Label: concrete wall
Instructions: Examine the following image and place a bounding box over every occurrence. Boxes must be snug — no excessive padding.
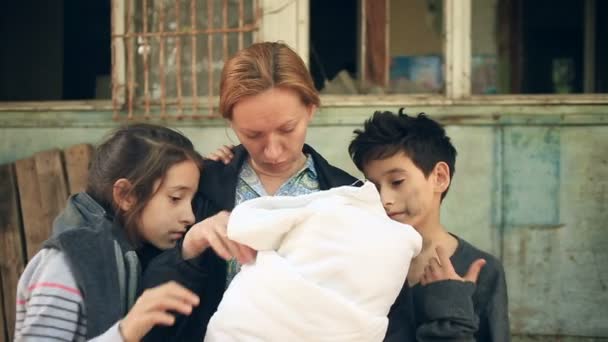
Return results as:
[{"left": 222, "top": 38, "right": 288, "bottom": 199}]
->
[{"left": 1, "top": 106, "right": 607, "bottom": 340}]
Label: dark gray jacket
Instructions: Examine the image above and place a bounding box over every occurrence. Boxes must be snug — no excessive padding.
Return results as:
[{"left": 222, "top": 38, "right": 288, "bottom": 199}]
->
[{"left": 44, "top": 193, "right": 142, "bottom": 339}]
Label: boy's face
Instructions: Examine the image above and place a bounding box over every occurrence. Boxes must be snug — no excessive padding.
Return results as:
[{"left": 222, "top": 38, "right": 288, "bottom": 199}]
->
[{"left": 363, "top": 151, "right": 440, "bottom": 229}]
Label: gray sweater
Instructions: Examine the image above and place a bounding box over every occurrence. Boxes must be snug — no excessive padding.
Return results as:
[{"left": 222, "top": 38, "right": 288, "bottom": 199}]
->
[
  {"left": 385, "top": 235, "right": 510, "bottom": 342},
  {"left": 15, "top": 193, "right": 141, "bottom": 341}
]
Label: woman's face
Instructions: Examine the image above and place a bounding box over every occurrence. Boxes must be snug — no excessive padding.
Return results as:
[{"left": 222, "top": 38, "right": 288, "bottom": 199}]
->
[{"left": 230, "top": 87, "right": 315, "bottom": 175}]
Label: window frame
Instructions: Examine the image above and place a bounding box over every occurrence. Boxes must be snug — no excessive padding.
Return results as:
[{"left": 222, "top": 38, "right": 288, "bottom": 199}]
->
[
  {"left": 321, "top": 0, "right": 608, "bottom": 107},
  {"left": 0, "top": 0, "right": 606, "bottom": 114}
]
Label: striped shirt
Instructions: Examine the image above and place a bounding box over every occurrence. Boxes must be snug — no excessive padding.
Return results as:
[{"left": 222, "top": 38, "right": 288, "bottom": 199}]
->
[{"left": 15, "top": 248, "right": 123, "bottom": 341}]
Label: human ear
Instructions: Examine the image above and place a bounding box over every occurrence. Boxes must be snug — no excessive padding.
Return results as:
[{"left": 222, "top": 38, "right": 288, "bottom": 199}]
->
[
  {"left": 112, "top": 178, "right": 136, "bottom": 211},
  {"left": 306, "top": 104, "right": 316, "bottom": 121},
  {"left": 433, "top": 162, "right": 451, "bottom": 194}
]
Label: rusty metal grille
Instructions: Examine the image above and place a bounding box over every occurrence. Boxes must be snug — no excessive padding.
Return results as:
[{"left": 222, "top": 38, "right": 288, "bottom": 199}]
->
[{"left": 111, "top": 0, "right": 260, "bottom": 120}]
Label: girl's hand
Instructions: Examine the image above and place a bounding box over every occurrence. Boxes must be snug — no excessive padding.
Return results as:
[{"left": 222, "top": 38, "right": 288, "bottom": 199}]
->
[
  {"left": 182, "top": 211, "right": 256, "bottom": 264},
  {"left": 206, "top": 144, "right": 235, "bottom": 165},
  {"left": 420, "top": 245, "right": 486, "bottom": 286},
  {"left": 119, "top": 281, "right": 199, "bottom": 342}
]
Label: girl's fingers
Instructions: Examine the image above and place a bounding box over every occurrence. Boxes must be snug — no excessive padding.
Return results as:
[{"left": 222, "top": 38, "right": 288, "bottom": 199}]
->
[
  {"left": 144, "top": 311, "right": 176, "bottom": 327},
  {"left": 224, "top": 238, "right": 246, "bottom": 263},
  {"left": 207, "top": 229, "right": 233, "bottom": 260},
  {"left": 157, "top": 282, "right": 200, "bottom": 305},
  {"left": 150, "top": 297, "right": 195, "bottom": 315},
  {"left": 219, "top": 145, "right": 234, "bottom": 156},
  {"left": 238, "top": 244, "right": 257, "bottom": 264},
  {"left": 207, "top": 152, "right": 221, "bottom": 161}
]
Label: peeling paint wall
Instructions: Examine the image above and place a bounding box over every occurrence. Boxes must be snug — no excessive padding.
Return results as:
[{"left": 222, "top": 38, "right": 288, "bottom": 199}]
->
[
  {"left": 1, "top": 108, "right": 607, "bottom": 340},
  {"left": 440, "top": 123, "right": 608, "bottom": 339}
]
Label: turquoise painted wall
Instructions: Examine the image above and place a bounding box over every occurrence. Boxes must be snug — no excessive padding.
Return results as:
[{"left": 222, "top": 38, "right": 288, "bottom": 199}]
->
[{"left": 1, "top": 106, "right": 607, "bottom": 340}]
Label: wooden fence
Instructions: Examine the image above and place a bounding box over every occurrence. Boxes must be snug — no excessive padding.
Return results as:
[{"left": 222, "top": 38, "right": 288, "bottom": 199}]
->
[{"left": 0, "top": 144, "right": 93, "bottom": 342}]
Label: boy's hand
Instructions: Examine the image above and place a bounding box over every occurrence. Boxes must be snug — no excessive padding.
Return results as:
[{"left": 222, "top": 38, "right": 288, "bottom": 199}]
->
[
  {"left": 206, "top": 144, "right": 235, "bottom": 165},
  {"left": 420, "top": 245, "right": 486, "bottom": 286}
]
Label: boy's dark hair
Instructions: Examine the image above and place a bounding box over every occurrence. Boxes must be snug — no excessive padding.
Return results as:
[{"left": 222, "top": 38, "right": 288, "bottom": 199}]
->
[
  {"left": 86, "top": 123, "right": 203, "bottom": 244},
  {"left": 348, "top": 108, "right": 457, "bottom": 201}
]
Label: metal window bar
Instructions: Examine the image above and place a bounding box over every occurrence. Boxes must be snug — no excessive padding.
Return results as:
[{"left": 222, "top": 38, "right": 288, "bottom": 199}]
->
[{"left": 111, "top": 0, "right": 260, "bottom": 120}]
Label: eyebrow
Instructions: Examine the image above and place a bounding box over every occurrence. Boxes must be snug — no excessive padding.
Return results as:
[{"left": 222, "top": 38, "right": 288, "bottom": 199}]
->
[
  {"left": 242, "top": 119, "right": 297, "bottom": 135},
  {"left": 383, "top": 168, "right": 407, "bottom": 176},
  {"left": 279, "top": 120, "right": 297, "bottom": 128},
  {"left": 167, "top": 185, "right": 196, "bottom": 192},
  {"left": 365, "top": 168, "right": 406, "bottom": 183}
]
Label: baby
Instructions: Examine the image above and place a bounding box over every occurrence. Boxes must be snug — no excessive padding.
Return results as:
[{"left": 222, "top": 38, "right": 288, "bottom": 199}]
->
[{"left": 205, "top": 182, "right": 422, "bottom": 342}]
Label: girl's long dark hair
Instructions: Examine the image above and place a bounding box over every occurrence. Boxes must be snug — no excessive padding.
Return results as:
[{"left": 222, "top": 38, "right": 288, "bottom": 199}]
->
[{"left": 86, "top": 123, "right": 203, "bottom": 244}]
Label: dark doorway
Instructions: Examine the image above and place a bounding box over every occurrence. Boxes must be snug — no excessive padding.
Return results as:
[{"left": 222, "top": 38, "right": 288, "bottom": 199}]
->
[
  {"left": 0, "top": 0, "right": 111, "bottom": 101},
  {"left": 507, "top": 0, "right": 607, "bottom": 94},
  {"left": 309, "top": 0, "right": 358, "bottom": 91}
]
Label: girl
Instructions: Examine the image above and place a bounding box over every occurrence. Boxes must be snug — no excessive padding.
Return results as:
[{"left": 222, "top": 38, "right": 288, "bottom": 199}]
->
[{"left": 15, "top": 124, "right": 201, "bottom": 341}]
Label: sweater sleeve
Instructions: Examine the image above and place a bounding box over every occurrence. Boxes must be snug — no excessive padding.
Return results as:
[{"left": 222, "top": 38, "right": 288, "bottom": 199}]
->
[
  {"left": 482, "top": 263, "right": 511, "bottom": 342},
  {"left": 415, "top": 280, "right": 479, "bottom": 342},
  {"left": 14, "top": 249, "right": 125, "bottom": 342},
  {"left": 141, "top": 240, "right": 226, "bottom": 342},
  {"left": 383, "top": 285, "right": 416, "bottom": 342}
]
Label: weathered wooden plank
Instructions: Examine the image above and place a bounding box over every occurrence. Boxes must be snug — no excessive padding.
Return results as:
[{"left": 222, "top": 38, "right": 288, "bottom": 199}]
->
[
  {"left": 64, "top": 144, "right": 94, "bottom": 195},
  {"left": 0, "top": 272, "right": 7, "bottom": 342},
  {"left": 33, "top": 150, "right": 69, "bottom": 255},
  {"left": 15, "top": 150, "right": 70, "bottom": 260},
  {"left": 0, "top": 164, "right": 26, "bottom": 341},
  {"left": 14, "top": 158, "right": 45, "bottom": 261}
]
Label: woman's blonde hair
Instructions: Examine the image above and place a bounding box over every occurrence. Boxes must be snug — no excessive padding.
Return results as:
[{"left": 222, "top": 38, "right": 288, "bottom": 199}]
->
[{"left": 219, "top": 42, "right": 320, "bottom": 119}]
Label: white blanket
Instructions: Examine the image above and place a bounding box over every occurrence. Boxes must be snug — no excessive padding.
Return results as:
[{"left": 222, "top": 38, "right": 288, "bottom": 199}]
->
[{"left": 205, "top": 182, "right": 422, "bottom": 342}]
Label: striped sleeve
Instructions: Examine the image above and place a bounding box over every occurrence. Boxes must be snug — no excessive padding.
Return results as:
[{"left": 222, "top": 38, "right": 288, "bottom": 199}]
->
[{"left": 14, "top": 248, "right": 124, "bottom": 342}]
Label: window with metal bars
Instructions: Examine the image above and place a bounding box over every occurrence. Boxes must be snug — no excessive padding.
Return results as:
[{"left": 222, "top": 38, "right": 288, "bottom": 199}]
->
[{"left": 111, "top": 0, "right": 261, "bottom": 120}]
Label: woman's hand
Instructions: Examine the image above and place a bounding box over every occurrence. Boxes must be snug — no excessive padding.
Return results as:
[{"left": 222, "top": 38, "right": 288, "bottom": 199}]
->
[
  {"left": 119, "top": 281, "right": 199, "bottom": 342},
  {"left": 420, "top": 245, "right": 486, "bottom": 286},
  {"left": 206, "top": 144, "right": 235, "bottom": 165},
  {"left": 181, "top": 211, "right": 256, "bottom": 264}
]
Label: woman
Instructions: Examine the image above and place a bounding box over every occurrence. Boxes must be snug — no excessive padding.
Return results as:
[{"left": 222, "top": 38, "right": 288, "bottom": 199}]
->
[{"left": 142, "top": 42, "right": 357, "bottom": 341}]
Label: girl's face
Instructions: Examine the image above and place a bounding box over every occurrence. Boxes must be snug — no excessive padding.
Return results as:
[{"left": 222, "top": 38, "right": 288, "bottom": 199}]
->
[
  {"left": 230, "top": 87, "right": 315, "bottom": 176},
  {"left": 137, "top": 159, "right": 199, "bottom": 249}
]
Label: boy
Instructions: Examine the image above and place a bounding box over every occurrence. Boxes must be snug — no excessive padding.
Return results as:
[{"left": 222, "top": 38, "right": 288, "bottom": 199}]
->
[{"left": 348, "top": 109, "right": 510, "bottom": 341}]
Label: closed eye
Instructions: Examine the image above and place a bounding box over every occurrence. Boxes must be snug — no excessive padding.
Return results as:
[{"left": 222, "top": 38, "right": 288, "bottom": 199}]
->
[
  {"left": 245, "top": 133, "right": 261, "bottom": 139},
  {"left": 391, "top": 179, "right": 404, "bottom": 187}
]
